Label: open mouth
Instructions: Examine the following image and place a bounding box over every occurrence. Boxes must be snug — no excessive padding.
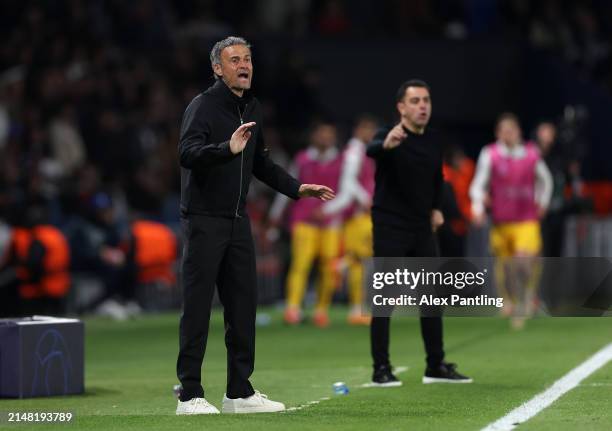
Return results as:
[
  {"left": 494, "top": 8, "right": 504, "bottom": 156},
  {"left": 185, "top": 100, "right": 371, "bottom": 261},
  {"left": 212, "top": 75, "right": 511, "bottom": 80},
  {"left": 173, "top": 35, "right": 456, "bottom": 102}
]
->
[{"left": 238, "top": 72, "right": 250, "bottom": 80}]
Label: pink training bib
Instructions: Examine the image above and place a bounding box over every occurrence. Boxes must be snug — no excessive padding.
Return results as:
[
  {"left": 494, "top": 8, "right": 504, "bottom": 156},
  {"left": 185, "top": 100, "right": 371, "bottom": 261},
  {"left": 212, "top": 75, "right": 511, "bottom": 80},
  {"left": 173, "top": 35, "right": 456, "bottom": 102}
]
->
[
  {"left": 489, "top": 141, "right": 540, "bottom": 223},
  {"left": 289, "top": 149, "right": 342, "bottom": 227}
]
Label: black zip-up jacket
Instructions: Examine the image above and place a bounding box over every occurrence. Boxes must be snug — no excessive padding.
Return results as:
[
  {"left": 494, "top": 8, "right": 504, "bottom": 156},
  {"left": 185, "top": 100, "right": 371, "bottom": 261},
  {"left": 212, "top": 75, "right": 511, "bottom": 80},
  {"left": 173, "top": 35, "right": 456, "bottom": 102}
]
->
[{"left": 179, "top": 80, "right": 301, "bottom": 218}]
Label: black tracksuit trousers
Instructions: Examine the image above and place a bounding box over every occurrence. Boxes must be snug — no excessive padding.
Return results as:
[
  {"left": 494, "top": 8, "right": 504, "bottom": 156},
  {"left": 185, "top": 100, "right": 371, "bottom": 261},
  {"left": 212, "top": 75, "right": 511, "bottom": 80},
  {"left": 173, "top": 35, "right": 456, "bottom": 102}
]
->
[
  {"left": 177, "top": 214, "right": 257, "bottom": 401},
  {"left": 370, "top": 224, "right": 445, "bottom": 369}
]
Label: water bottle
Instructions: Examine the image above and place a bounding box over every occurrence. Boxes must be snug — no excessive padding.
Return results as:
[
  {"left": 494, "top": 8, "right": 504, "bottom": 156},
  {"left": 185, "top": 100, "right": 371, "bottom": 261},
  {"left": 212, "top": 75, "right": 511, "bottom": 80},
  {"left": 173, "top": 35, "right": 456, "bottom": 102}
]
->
[{"left": 332, "top": 381, "right": 349, "bottom": 395}]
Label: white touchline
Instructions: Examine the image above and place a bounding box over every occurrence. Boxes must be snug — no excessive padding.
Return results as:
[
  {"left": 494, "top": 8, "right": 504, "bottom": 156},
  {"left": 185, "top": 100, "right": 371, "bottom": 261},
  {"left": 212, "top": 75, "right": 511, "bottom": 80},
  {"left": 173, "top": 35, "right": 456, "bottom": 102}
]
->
[
  {"left": 284, "top": 366, "right": 409, "bottom": 412},
  {"left": 482, "top": 342, "right": 612, "bottom": 431}
]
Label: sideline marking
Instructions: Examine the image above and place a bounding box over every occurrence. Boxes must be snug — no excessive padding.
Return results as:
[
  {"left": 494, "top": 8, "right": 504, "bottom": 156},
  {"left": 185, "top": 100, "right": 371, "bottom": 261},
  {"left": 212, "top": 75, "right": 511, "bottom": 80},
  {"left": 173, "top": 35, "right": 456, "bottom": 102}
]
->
[
  {"left": 285, "top": 366, "right": 409, "bottom": 412},
  {"left": 482, "top": 342, "right": 612, "bottom": 431}
]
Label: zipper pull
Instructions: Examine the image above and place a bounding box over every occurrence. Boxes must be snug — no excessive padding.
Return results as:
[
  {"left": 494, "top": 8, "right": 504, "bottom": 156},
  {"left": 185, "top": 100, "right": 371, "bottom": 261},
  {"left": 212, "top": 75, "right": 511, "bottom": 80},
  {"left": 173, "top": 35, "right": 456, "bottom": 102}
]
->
[{"left": 238, "top": 105, "right": 244, "bottom": 125}]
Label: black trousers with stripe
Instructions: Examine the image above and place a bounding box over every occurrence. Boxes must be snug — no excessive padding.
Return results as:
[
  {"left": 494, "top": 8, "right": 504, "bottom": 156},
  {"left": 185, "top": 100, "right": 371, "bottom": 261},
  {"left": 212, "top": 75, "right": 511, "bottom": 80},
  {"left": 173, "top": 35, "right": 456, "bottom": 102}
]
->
[
  {"left": 177, "top": 214, "right": 256, "bottom": 401},
  {"left": 370, "top": 224, "right": 445, "bottom": 370}
]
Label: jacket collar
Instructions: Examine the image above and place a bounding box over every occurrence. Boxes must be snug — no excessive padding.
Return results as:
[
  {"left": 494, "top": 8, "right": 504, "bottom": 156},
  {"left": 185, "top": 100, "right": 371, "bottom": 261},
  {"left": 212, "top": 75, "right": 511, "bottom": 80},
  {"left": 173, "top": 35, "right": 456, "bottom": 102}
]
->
[
  {"left": 401, "top": 124, "right": 426, "bottom": 136},
  {"left": 208, "top": 78, "right": 253, "bottom": 107}
]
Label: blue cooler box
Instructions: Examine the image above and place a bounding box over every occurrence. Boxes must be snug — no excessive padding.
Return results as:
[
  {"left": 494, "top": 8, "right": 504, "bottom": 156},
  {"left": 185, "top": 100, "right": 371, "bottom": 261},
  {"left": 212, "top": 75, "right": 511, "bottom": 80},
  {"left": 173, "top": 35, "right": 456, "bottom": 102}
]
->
[{"left": 0, "top": 316, "right": 84, "bottom": 398}]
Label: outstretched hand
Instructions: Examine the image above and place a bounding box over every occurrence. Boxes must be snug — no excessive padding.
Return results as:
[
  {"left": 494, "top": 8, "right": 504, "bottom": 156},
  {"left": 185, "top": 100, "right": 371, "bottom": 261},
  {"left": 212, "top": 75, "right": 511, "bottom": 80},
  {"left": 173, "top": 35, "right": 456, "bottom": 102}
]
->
[
  {"left": 230, "top": 122, "right": 256, "bottom": 154},
  {"left": 298, "top": 184, "right": 335, "bottom": 201}
]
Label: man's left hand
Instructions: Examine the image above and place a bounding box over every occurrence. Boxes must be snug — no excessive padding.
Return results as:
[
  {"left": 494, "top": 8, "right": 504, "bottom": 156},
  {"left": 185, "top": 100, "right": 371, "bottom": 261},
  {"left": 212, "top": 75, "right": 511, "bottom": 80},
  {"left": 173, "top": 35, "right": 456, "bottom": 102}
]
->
[
  {"left": 298, "top": 184, "right": 335, "bottom": 201},
  {"left": 431, "top": 209, "right": 444, "bottom": 232}
]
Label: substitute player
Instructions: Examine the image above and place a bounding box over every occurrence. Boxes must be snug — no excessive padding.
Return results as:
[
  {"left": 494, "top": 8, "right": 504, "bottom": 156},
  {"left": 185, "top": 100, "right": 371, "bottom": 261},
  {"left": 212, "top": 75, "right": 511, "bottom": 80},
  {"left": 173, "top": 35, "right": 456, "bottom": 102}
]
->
[
  {"left": 319, "top": 115, "right": 378, "bottom": 325},
  {"left": 269, "top": 121, "right": 343, "bottom": 327},
  {"left": 470, "top": 113, "right": 552, "bottom": 329}
]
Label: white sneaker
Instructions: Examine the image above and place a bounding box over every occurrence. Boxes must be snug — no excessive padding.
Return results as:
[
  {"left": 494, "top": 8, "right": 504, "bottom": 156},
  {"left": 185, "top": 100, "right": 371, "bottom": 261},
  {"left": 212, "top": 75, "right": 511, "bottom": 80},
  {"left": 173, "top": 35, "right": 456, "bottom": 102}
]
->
[
  {"left": 222, "top": 390, "right": 285, "bottom": 413},
  {"left": 176, "top": 397, "right": 220, "bottom": 415}
]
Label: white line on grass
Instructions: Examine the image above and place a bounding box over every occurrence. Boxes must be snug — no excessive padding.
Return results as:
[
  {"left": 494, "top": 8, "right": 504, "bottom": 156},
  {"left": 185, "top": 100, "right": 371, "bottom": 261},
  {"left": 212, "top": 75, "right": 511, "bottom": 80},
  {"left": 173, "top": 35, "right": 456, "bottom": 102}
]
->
[
  {"left": 284, "top": 366, "right": 409, "bottom": 412},
  {"left": 482, "top": 342, "right": 612, "bottom": 431}
]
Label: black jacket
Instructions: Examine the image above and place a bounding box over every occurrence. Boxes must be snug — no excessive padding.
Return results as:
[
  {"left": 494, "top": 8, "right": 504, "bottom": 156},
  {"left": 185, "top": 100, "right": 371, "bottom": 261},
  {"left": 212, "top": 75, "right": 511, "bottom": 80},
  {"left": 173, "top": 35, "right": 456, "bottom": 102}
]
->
[{"left": 179, "top": 80, "right": 301, "bottom": 217}]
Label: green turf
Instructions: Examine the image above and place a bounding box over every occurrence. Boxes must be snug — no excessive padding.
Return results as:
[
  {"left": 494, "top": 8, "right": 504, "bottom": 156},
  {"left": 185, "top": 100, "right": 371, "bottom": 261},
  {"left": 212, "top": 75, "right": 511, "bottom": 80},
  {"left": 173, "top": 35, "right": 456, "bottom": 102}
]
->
[{"left": 1, "top": 308, "right": 610, "bottom": 430}]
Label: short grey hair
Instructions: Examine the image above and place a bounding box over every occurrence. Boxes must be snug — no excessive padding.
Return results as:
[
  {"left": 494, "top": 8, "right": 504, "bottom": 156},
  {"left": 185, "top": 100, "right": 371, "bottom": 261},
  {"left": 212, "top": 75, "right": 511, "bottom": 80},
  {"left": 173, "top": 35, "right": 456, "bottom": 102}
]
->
[{"left": 210, "top": 36, "right": 251, "bottom": 80}]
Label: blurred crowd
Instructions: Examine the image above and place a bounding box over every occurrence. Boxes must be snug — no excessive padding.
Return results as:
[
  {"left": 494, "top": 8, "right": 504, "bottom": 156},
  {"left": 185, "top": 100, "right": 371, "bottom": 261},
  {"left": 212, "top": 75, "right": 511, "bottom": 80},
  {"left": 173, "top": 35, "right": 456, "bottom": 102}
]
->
[{"left": 0, "top": 0, "right": 609, "bottom": 317}]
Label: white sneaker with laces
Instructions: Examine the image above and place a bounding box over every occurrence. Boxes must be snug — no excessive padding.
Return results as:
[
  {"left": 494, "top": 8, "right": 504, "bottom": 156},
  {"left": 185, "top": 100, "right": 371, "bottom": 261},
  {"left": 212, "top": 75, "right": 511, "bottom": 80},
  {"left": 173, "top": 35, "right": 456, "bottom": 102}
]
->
[
  {"left": 222, "top": 390, "right": 285, "bottom": 413},
  {"left": 176, "top": 397, "right": 220, "bottom": 415}
]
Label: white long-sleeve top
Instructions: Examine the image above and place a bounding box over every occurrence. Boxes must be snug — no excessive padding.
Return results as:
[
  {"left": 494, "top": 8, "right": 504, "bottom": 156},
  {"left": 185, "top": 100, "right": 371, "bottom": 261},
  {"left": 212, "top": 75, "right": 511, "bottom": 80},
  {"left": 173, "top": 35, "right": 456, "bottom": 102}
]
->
[{"left": 321, "top": 138, "right": 371, "bottom": 216}]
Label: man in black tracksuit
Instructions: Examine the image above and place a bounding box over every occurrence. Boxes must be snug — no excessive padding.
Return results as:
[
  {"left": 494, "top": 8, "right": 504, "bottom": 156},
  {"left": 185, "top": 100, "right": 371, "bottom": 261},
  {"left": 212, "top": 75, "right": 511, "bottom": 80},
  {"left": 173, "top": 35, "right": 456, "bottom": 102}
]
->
[
  {"left": 176, "top": 37, "right": 334, "bottom": 415},
  {"left": 366, "top": 80, "right": 472, "bottom": 386}
]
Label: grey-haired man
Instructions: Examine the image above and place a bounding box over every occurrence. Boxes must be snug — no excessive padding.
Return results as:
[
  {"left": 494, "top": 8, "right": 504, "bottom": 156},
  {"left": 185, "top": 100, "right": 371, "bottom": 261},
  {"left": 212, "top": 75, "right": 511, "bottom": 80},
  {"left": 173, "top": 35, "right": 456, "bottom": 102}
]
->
[{"left": 176, "top": 36, "right": 334, "bottom": 415}]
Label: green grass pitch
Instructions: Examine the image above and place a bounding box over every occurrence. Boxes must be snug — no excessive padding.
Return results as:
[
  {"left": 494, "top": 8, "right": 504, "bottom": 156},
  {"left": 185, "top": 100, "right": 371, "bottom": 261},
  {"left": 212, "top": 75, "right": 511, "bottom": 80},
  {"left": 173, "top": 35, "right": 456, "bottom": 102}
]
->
[{"left": 1, "top": 308, "right": 611, "bottom": 430}]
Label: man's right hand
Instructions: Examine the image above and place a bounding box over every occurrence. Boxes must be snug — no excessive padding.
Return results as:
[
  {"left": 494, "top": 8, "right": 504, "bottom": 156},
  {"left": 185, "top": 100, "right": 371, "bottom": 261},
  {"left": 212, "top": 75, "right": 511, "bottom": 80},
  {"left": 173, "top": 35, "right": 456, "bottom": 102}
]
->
[
  {"left": 230, "top": 122, "right": 256, "bottom": 154},
  {"left": 383, "top": 124, "right": 407, "bottom": 150}
]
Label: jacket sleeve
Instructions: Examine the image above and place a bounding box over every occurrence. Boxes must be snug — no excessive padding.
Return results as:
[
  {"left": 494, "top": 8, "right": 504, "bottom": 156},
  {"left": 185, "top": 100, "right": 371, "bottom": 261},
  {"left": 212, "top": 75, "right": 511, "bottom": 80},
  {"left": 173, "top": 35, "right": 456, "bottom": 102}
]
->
[
  {"left": 253, "top": 128, "right": 302, "bottom": 199},
  {"left": 178, "top": 95, "right": 235, "bottom": 169},
  {"left": 366, "top": 127, "right": 391, "bottom": 159}
]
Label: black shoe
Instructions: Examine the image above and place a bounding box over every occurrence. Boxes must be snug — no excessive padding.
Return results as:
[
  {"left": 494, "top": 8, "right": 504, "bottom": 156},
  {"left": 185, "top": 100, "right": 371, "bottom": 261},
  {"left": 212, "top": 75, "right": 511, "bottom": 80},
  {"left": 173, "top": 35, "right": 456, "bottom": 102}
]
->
[
  {"left": 371, "top": 365, "right": 403, "bottom": 387},
  {"left": 423, "top": 362, "right": 473, "bottom": 384}
]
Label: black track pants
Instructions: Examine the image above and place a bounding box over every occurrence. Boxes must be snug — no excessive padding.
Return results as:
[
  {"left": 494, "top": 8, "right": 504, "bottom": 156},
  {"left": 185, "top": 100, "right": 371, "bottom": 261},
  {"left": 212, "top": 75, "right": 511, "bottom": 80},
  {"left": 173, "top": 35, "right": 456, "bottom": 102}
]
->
[
  {"left": 370, "top": 224, "right": 445, "bottom": 369},
  {"left": 177, "top": 215, "right": 257, "bottom": 400}
]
